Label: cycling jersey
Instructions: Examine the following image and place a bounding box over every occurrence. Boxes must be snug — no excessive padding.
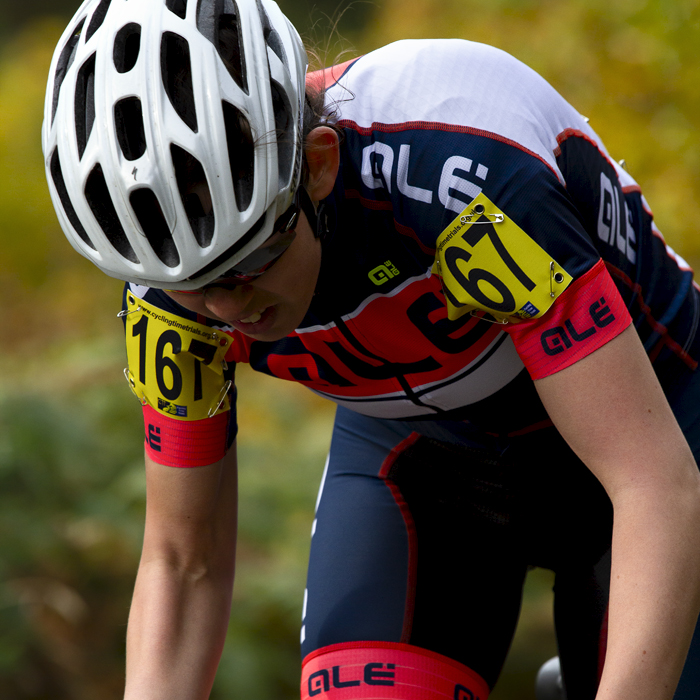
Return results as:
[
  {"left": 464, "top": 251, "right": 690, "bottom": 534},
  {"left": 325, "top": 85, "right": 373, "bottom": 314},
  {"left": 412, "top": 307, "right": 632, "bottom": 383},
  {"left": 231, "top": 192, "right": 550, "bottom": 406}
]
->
[{"left": 122, "top": 39, "right": 698, "bottom": 468}]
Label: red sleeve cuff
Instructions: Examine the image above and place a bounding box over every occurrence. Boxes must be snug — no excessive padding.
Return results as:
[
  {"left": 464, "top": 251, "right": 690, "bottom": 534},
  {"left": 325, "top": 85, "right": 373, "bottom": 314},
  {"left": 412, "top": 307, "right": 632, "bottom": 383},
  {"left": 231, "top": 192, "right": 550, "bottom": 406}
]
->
[
  {"left": 142, "top": 404, "right": 230, "bottom": 467},
  {"left": 505, "top": 259, "right": 632, "bottom": 380}
]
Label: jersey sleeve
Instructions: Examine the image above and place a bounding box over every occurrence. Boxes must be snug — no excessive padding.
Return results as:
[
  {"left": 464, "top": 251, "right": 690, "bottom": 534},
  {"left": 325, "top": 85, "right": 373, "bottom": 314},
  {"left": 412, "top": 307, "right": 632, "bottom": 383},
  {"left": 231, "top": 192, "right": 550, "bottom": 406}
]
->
[
  {"left": 121, "top": 284, "right": 238, "bottom": 467},
  {"left": 431, "top": 159, "right": 632, "bottom": 380},
  {"left": 503, "top": 258, "right": 631, "bottom": 379}
]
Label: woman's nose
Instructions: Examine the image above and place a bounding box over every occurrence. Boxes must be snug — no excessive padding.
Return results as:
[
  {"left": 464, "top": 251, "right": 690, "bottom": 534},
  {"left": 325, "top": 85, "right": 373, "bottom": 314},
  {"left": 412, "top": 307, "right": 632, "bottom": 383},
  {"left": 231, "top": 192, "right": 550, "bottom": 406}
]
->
[{"left": 202, "top": 284, "right": 255, "bottom": 320}]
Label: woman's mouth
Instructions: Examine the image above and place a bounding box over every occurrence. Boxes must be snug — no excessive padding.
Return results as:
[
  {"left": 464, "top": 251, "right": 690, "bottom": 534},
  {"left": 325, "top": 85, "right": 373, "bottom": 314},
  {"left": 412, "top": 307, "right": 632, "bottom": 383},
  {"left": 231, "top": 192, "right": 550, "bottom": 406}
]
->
[
  {"left": 239, "top": 310, "right": 264, "bottom": 324},
  {"left": 230, "top": 305, "right": 276, "bottom": 333}
]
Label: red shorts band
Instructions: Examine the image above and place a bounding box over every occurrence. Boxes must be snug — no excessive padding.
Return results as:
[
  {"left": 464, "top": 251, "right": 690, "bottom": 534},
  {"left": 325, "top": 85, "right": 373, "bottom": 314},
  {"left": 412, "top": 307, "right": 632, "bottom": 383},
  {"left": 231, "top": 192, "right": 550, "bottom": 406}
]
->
[{"left": 301, "top": 642, "right": 489, "bottom": 700}]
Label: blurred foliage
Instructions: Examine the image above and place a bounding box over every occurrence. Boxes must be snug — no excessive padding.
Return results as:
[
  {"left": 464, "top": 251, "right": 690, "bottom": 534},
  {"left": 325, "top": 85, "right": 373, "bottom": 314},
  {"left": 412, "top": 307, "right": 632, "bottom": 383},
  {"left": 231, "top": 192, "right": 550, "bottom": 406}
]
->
[
  {"left": 0, "top": 17, "right": 124, "bottom": 355},
  {"left": 1, "top": 0, "right": 698, "bottom": 698},
  {"left": 0, "top": 341, "right": 146, "bottom": 698}
]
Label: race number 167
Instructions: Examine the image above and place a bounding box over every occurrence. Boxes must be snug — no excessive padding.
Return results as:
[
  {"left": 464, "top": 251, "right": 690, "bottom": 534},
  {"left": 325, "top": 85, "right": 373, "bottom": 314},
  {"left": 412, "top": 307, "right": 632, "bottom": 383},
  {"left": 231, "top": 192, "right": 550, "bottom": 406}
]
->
[
  {"left": 132, "top": 316, "right": 215, "bottom": 402},
  {"left": 443, "top": 223, "right": 536, "bottom": 313}
]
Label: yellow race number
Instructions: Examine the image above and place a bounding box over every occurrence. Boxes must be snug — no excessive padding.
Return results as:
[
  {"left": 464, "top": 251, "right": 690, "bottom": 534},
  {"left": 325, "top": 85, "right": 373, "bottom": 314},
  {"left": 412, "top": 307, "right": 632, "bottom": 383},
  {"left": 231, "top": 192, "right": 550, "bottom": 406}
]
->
[
  {"left": 123, "top": 293, "right": 232, "bottom": 420},
  {"left": 432, "top": 193, "right": 572, "bottom": 322}
]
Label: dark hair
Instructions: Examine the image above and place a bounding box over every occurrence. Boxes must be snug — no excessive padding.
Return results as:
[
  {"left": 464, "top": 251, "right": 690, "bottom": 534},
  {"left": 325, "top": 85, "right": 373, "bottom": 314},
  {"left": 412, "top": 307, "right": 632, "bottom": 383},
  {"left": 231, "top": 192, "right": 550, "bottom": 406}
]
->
[
  {"left": 300, "top": 82, "right": 345, "bottom": 187},
  {"left": 304, "top": 86, "right": 329, "bottom": 139}
]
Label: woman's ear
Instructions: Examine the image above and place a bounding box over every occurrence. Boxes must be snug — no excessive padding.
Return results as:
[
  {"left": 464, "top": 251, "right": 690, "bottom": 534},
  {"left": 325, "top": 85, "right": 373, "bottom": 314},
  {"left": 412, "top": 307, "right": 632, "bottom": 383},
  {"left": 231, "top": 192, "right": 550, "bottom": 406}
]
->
[{"left": 304, "top": 126, "right": 340, "bottom": 202}]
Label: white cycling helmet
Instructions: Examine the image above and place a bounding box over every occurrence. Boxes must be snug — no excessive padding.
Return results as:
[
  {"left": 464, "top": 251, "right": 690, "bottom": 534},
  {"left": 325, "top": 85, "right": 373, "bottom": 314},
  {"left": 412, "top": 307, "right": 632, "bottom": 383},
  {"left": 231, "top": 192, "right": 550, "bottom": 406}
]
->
[{"left": 42, "top": 0, "right": 308, "bottom": 290}]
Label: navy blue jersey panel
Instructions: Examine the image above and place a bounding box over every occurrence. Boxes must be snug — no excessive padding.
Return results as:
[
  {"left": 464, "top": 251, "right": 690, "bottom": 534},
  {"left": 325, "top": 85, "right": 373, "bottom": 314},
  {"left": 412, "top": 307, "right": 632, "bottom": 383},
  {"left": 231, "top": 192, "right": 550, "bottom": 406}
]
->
[
  {"left": 555, "top": 133, "right": 699, "bottom": 360},
  {"left": 121, "top": 283, "right": 201, "bottom": 322},
  {"left": 336, "top": 125, "right": 602, "bottom": 280}
]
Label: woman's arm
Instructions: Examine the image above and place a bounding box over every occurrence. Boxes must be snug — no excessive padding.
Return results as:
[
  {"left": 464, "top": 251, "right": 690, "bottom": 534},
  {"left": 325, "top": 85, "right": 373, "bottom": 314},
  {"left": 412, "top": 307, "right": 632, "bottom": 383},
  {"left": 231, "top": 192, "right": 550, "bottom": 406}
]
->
[
  {"left": 124, "top": 444, "right": 239, "bottom": 700},
  {"left": 535, "top": 325, "right": 700, "bottom": 700}
]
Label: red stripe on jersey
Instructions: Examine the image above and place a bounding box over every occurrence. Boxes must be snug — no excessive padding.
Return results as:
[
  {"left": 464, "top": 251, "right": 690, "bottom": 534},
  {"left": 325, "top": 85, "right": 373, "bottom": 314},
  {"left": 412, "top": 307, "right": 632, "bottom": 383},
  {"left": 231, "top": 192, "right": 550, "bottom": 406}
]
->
[
  {"left": 606, "top": 263, "right": 698, "bottom": 370},
  {"left": 267, "top": 353, "right": 327, "bottom": 383},
  {"left": 505, "top": 259, "right": 632, "bottom": 380},
  {"left": 555, "top": 128, "right": 618, "bottom": 173},
  {"left": 339, "top": 119, "right": 560, "bottom": 180},
  {"left": 225, "top": 330, "right": 252, "bottom": 364},
  {"left": 225, "top": 275, "right": 503, "bottom": 401},
  {"left": 598, "top": 607, "right": 609, "bottom": 682},
  {"left": 142, "top": 404, "right": 229, "bottom": 468},
  {"left": 378, "top": 433, "right": 421, "bottom": 643},
  {"left": 307, "top": 58, "right": 361, "bottom": 92}
]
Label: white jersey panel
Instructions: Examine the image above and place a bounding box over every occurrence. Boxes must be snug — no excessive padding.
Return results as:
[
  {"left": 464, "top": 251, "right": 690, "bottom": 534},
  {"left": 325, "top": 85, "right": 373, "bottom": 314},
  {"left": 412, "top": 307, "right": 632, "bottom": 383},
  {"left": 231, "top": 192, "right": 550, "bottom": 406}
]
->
[{"left": 327, "top": 39, "right": 601, "bottom": 179}]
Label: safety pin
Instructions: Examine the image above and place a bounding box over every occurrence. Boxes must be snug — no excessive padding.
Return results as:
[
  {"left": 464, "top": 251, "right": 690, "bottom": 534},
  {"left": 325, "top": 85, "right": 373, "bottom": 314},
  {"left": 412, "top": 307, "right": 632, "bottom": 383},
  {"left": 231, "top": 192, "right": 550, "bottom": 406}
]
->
[
  {"left": 434, "top": 259, "right": 452, "bottom": 301},
  {"left": 459, "top": 202, "right": 503, "bottom": 225},
  {"left": 460, "top": 213, "right": 504, "bottom": 225},
  {"left": 208, "top": 380, "right": 233, "bottom": 418},
  {"left": 117, "top": 306, "right": 142, "bottom": 318},
  {"left": 470, "top": 309, "right": 509, "bottom": 325},
  {"left": 549, "top": 262, "right": 565, "bottom": 298},
  {"left": 123, "top": 368, "right": 148, "bottom": 406}
]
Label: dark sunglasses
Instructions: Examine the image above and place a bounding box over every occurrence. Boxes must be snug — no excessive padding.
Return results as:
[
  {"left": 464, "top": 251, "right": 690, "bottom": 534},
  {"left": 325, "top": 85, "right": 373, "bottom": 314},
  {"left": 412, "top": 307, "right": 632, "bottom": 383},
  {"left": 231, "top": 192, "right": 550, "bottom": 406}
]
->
[
  {"left": 170, "top": 194, "right": 302, "bottom": 295},
  {"left": 216, "top": 186, "right": 320, "bottom": 286},
  {"left": 211, "top": 199, "right": 300, "bottom": 286}
]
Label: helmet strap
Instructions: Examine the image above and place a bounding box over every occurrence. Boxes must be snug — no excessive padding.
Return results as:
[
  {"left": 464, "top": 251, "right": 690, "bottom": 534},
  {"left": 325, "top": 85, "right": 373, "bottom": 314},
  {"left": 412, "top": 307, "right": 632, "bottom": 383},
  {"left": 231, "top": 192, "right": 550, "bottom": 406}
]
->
[{"left": 298, "top": 186, "right": 325, "bottom": 239}]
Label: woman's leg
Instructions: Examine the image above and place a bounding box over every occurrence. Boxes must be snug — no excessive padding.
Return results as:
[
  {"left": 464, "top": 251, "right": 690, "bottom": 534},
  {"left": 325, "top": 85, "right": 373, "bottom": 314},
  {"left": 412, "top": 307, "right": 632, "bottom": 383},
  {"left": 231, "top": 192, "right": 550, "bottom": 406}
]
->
[{"left": 302, "top": 407, "right": 530, "bottom": 696}]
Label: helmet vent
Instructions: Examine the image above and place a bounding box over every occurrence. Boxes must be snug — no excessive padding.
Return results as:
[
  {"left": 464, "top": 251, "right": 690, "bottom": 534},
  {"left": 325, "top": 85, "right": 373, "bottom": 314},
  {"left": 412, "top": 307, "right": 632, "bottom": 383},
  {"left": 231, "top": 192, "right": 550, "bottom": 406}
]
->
[
  {"left": 75, "top": 54, "right": 96, "bottom": 161},
  {"left": 165, "top": 0, "right": 188, "bottom": 20},
  {"left": 196, "top": 0, "right": 248, "bottom": 94},
  {"left": 51, "top": 18, "right": 86, "bottom": 125},
  {"left": 115, "top": 98, "right": 147, "bottom": 161},
  {"left": 222, "top": 101, "right": 254, "bottom": 212},
  {"left": 86, "top": 0, "right": 113, "bottom": 42},
  {"left": 171, "top": 145, "right": 215, "bottom": 248},
  {"left": 130, "top": 189, "right": 180, "bottom": 267},
  {"left": 255, "top": 0, "right": 287, "bottom": 67},
  {"left": 113, "top": 23, "right": 141, "bottom": 73},
  {"left": 49, "top": 149, "right": 96, "bottom": 250},
  {"left": 269, "top": 80, "right": 293, "bottom": 188},
  {"left": 85, "top": 164, "right": 140, "bottom": 263},
  {"left": 161, "top": 32, "right": 198, "bottom": 132}
]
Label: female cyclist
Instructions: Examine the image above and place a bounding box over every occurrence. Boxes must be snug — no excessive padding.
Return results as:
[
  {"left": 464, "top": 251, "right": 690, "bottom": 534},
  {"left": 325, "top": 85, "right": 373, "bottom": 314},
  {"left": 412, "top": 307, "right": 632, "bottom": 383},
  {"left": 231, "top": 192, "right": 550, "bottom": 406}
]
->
[{"left": 42, "top": 1, "right": 700, "bottom": 699}]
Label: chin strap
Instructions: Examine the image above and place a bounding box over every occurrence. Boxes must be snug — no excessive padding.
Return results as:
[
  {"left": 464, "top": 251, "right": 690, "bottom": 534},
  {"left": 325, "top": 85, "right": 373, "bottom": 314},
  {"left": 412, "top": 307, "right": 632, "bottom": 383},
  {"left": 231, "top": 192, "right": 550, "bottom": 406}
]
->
[{"left": 299, "top": 186, "right": 329, "bottom": 239}]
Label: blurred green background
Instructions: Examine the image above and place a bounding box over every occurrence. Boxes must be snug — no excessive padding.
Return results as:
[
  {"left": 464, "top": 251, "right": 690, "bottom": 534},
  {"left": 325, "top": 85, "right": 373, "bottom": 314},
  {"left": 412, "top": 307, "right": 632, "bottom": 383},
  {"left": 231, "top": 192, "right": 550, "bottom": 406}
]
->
[{"left": 0, "top": 0, "right": 698, "bottom": 698}]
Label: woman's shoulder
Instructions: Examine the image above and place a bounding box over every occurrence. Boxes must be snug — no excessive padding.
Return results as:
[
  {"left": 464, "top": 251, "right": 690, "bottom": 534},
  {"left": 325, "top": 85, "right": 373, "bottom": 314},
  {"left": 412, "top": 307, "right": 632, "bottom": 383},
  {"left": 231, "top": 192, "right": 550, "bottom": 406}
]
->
[
  {"left": 328, "top": 38, "right": 554, "bottom": 106},
  {"left": 351, "top": 38, "right": 522, "bottom": 75},
  {"left": 324, "top": 38, "right": 582, "bottom": 163}
]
